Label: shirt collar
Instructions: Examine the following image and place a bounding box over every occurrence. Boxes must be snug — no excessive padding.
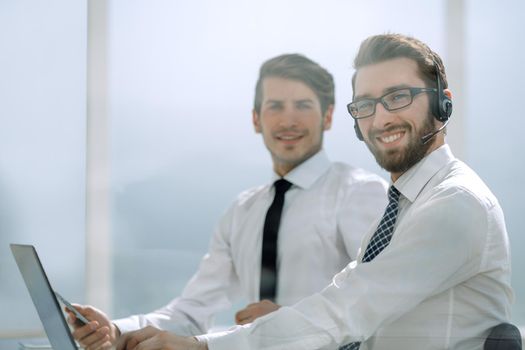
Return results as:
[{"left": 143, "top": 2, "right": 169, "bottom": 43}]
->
[
  {"left": 393, "top": 144, "right": 455, "bottom": 202},
  {"left": 271, "top": 149, "right": 331, "bottom": 190}
]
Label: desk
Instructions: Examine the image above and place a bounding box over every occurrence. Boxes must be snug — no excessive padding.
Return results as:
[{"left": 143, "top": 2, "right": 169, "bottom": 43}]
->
[
  {"left": 0, "top": 338, "right": 19, "bottom": 350},
  {"left": 0, "top": 338, "right": 49, "bottom": 350}
]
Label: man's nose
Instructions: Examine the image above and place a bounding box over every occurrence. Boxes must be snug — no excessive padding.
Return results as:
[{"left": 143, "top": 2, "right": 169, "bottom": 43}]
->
[
  {"left": 371, "top": 101, "right": 396, "bottom": 129},
  {"left": 279, "top": 106, "right": 299, "bottom": 127}
]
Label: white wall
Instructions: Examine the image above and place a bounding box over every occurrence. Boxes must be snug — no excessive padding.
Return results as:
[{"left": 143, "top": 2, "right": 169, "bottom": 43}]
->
[
  {"left": 0, "top": 0, "right": 87, "bottom": 335},
  {"left": 465, "top": 0, "right": 525, "bottom": 325}
]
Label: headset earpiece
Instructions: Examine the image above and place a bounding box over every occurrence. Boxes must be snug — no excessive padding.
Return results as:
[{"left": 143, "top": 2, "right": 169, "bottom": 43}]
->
[
  {"left": 439, "top": 96, "right": 453, "bottom": 122},
  {"left": 434, "top": 62, "right": 453, "bottom": 122},
  {"left": 420, "top": 61, "right": 453, "bottom": 144}
]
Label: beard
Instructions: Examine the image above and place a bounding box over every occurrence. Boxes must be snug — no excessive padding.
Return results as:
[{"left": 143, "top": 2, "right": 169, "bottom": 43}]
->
[{"left": 365, "top": 113, "right": 436, "bottom": 174}]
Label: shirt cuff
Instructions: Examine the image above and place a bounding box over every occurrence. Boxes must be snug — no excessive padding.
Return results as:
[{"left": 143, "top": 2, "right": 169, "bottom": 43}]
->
[
  {"left": 112, "top": 316, "right": 140, "bottom": 335},
  {"left": 197, "top": 327, "right": 250, "bottom": 350}
]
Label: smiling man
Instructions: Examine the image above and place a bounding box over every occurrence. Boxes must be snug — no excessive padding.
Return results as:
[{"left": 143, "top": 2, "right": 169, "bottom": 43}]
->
[
  {"left": 117, "top": 35, "right": 514, "bottom": 350},
  {"left": 253, "top": 75, "right": 330, "bottom": 176},
  {"left": 67, "top": 53, "right": 387, "bottom": 350},
  {"left": 351, "top": 59, "right": 445, "bottom": 181}
]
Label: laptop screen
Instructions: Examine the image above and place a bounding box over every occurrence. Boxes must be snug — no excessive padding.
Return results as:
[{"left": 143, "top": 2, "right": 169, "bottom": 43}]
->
[{"left": 10, "top": 244, "right": 77, "bottom": 350}]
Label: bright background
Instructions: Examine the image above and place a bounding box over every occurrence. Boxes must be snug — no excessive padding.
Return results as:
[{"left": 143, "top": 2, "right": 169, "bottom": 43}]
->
[{"left": 1, "top": 0, "right": 523, "bottom": 336}]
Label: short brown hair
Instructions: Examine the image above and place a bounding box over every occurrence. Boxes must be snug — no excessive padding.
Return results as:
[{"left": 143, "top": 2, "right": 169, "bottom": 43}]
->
[
  {"left": 352, "top": 33, "right": 448, "bottom": 95},
  {"left": 254, "top": 54, "right": 335, "bottom": 115}
]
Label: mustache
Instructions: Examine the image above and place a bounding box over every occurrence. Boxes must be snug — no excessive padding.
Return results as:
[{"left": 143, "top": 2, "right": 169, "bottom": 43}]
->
[{"left": 273, "top": 127, "right": 305, "bottom": 136}]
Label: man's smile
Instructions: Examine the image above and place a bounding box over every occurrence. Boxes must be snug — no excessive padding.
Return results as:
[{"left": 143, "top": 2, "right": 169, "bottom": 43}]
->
[
  {"left": 275, "top": 131, "right": 304, "bottom": 145},
  {"left": 372, "top": 127, "right": 407, "bottom": 147},
  {"left": 378, "top": 131, "right": 404, "bottom": 144}
]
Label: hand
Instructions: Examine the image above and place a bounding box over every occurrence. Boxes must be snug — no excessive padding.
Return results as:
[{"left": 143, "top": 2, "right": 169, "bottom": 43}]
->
[
  {"left": 116, "top": 326, "right": 207, "bottom": 350},
  {"left": 235, "top": 300, "right": 280, "bottom": 325},
  {"left": 66, "top": 304, "right": 120, "bottom": 350}
]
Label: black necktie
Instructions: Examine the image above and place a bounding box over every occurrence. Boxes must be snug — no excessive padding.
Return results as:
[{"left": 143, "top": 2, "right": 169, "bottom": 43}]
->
[
  {"left": 260, "top": 179, "right": 292, "bottom": 301},
  {"left": 339, "top": 186, "right": 401, "bottom": 350}
]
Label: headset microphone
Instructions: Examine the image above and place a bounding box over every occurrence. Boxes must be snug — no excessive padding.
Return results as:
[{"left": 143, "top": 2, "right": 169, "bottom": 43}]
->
[{"left": 420, "top": 118, "right": 450, "bottom": 145}]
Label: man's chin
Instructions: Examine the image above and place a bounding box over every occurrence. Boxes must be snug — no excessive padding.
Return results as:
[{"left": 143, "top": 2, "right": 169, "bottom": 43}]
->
[
  {"left": 372, "top": 149, "right": 407, "bottom": 173},
  {"left": 374, "top": 143, "right": 430, "bottom": 174},
  {"left": 273, "top": 151, "right": 311, "bottom": 168}
]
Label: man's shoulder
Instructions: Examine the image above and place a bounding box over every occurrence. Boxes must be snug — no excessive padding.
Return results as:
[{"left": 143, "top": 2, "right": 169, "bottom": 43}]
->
[
  {"left": 407, "top": 160, "right": 506, "bottom": 248},
  {"left": 433, "top": 159, "right": 499, "bottom": 210},
  {"left": 232, "top": 184, "right": 269, "bottom": 207}
]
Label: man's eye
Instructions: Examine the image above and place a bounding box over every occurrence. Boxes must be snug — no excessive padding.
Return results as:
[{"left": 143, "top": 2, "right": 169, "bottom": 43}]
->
[
  {"left": 297, "top": 103, "right": 312, "bottom": 110},
  {"left": 357, "top": 100, "right": 374, "bottom": 110},
  {"left": 390, "top": 91, "right": 410, "bottom": 101},
  {"left": 268, "top": 103, "right": 283, "bottom": 110}
]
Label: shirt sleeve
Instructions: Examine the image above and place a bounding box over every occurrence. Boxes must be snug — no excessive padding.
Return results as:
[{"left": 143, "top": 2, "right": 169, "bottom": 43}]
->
[
  {"left": 338, "top": 175, "right": 388, "bottom": 259},
  {"left": 204, "top": 186, "right": 490, "bottom": 350},
  {"left": 114, "top": 203, "right": 241, "bottom": 336}
]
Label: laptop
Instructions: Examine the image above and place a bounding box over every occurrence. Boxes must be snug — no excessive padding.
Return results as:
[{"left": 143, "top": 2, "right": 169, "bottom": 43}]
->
[{"left": 10, "top": 244, "right": 78, "bottom": 350}]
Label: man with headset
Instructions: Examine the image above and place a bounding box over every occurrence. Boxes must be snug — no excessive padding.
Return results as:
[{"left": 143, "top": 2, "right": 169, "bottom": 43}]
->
[
  {"left": 67, "top": 53, "right": 388, "bottom": 349},
  {"left": 114, "top": 33, "right": 513, "bottom": 350}
]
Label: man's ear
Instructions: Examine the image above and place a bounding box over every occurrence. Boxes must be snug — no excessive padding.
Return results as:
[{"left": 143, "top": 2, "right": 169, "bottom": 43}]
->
[
  {"left": 252, "top": 109, "right": 262, "bottom": 133},
  {"left": 444, "top": 89, "right": 452, "bottom": 99},
  {"left": 322, "top": 105, "right": 334, "bottom": 131}
]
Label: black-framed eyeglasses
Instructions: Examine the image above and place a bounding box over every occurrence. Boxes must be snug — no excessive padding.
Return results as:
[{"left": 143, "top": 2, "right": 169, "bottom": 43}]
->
[{"left": 347, "top": 87, "right": 436, "bottom": 119}]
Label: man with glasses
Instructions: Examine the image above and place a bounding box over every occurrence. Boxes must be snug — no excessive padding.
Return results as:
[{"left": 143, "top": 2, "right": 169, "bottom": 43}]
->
[
  {"left": 116, "top": 34, "right": 513, "bottom": 350},
  {"left": 67, "top": 53, "right": 388, "bottom": 349}
]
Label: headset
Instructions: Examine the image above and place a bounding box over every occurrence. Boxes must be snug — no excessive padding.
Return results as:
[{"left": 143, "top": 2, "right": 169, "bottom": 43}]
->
[
  {"left": 354, "top": 60, "right": 453, "bottom": 142},
  {"left": 432, "top": 62, "right": 453, "bottom": 122}
]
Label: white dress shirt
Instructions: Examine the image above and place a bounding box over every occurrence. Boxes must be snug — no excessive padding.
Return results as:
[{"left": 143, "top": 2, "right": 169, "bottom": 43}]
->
[
  {"left": 113, "top": 150, "right": 388, "bottom": 335},
  {"left": 202, "top": 145, "right": 513, "bottom": 350}
]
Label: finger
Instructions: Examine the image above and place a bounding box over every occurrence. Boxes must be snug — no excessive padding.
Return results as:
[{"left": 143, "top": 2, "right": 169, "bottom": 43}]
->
[
  {"left": 234, "top": 311, "right": 242, "bottom": 324},
  {"left": 134, "top": 333, "right": 165, "bottom": 350},
  {"left": 133, "top": 336, "right": 152, "bottom": 350},
  {"left": 235, "top": 309, "right": 254, "bottom": 325},
  {"left": 249, "top": 307, "right": 275, "bottom": 322},
  {"left": 125, "top": 330, "right": 149, "bottom": 350},
  {"left": 237, "top": 315, "right": 254, "bottom": 325},
  {"left": 78, "top": 325, "right": 108, "bottom": 348},
  {"left": 65, "top": 305, "right": 92, "bottom": 328},
  {"left": 99, "top": 341, "right": 113, "bottom": 350},
  {"left": 69, "top": 304, "right": 90, "bottom": 316},
  {"left": 72, "top": 321, "right": 99, "bottom": 342},
  {"left": 235, "top": 301, "right": 268, "bottom": 324},
  {"left": 234, "top": 308, "right": 248, "bottom": 324},
  {"left": 236, "top": 316, "right": 253, "bottom": 325},
  {"left": 118, "top": 327, "right": 158, "bottom": 350},
  {"left": 65, "top": 308, "right": 77, "bottom": 325},
  {"left": 131, "top": 327, "right": 159, "bottom": 349},
  {"left": 115, "top": 333, "right": 128, "bottom": 350},
  {"left": 71, "top": 303, "right": 94, "bottom": 318},
  {"left": 116, "top": 331, "right": 135, "bottom": 350},
  {"left": 70, "top": 304, "right": 98, "bottom": 320},
  {"left": 126, "top": 335, "right": 139, "bottom": 350},
  {"left": 87, "top": 333, "right": 110, "bottom": 350}
]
